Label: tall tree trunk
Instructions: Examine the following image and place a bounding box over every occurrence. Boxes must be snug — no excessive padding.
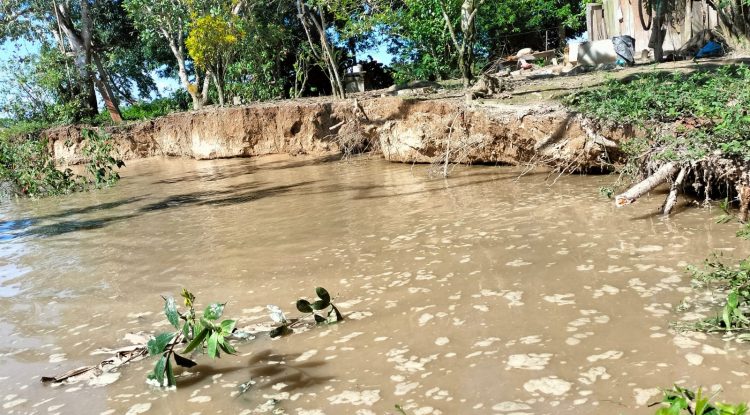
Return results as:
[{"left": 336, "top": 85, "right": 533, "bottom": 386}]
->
[
  {"left": 212, "top": 73, "right": 224, "bottom": 106},
  {"left": 79, "top": 0, "right": 122, "bottom": 122},
  {"left": 440, "top": 0, "right": 484, "bottom": 88},
  {"left": 92, "top": 54, "right": 123, "bottom": 122},
  {"left": 459, "top": 0, "right": 477, "bottom": 88},
  {"left": 54, "top": 0, "right": 97, "bottom": 118},
  {"left": 55, "top": 0, "right": 124, "bottom": 122},
  {"left": 165, "top": 35, "right": 209, "bottom": 110},
  {"left": 296, "top": 0, "right": 345, "bottom": 98}
]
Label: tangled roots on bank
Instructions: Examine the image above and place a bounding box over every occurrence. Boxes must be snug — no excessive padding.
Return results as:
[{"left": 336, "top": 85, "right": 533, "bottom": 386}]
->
[
  {"left": 615, "top": 155, "right": 750, "bottom": 219},
  {"left": 329, "top": 98, "right": 379, "bottom": 160}
]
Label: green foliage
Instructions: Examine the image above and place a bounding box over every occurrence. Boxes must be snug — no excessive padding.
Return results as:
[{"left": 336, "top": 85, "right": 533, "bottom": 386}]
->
[
  {"left": 564, "top": 65, "right": 750, "bottom": 163},
  {"left": 599, "top": 186, "right": 614, "bottom": 199},
  {"left": 148, "top": 289, "right": 236, "bottom": 388},
  {"left": 120, "top": 98, "right": 183, "bottom": 121},
  {"left": 0, "top": 125, "right": 123, "bottom": 197},
  {"left": 148, "top": 286, "right": 343, "bottom": 388},
  {"left": 225, "top": 15, "right": 293, "bottom": 102},
  {"left": 0, "top": 123, "right": 77, "bottom": 196},
  {"left": 80, "top": 129, "right": 125, "bottom": 188},
  {"left": 682, "top": 255, "right": 750, "bottom": 333},
  {"left": 3, "top": 1, "right": 162, "bottom": 123},
  {"left": 737, "top": 223, "right": 750, "bottom": 240},
  {"left": 653, "top": 386, "right": 748, "bottom": 415},
  {"left": 384, "top": 0, "right": 585, "bottom": 83},
  {"left": 716, "top": 198, "right": 735, "bottom": 224},
  {"left": 387, "top": 0, "right": 459, "bottom": 83},
  {"left": 0, "top": 46, "right": 87, "bottom": 124},
  {"left": 270, "top": 287, "right": 343, "bottom": 338}
]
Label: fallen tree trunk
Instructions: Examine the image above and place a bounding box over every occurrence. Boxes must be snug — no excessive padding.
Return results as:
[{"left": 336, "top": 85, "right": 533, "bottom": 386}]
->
[
  {"left": 662, "top": 167, "right": 687, "bottom": 215},
  {"left": 615, "top": 162, "right": 678, "bottom": 207}
]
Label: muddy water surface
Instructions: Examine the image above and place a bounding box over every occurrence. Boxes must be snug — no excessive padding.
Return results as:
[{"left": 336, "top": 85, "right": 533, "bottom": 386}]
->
[{"left": 0, "top": 156, "right": 748, "bottom": 415}]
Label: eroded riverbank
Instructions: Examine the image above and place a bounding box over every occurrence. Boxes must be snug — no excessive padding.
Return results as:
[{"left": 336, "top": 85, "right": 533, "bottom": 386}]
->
[
  {"left": 43, "top": 97, "right": 627, "bottom": 173},
  {"left": 0, "top": 155, "right": 748, "bottom": 414}
]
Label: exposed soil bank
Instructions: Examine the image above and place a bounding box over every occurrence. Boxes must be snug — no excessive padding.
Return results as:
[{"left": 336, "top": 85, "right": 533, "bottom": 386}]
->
[{"left": 44, "top": 97, "right": 631, "bottom": 171}]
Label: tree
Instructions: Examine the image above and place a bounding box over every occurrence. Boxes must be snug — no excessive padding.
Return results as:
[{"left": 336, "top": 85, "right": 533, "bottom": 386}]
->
[
  {"left": 124, "top": 0, "right": 212, "bottom": 110},
  {"left": 437, "top": 0, "right": 484, "bottom": 87},
  {"left": 2, "top": 0, "right": 159, "bottom": 123},
  {"left": 388, "top": 0, "right": 459, "bottom": 83},
  {"left": 226, "top": 3, "right": 298, "bottom": 102},
  {"left": 477, "top": 0, "right": 585, "bottom": 57},
  {"left": 186, "top": 15, "right": 241, "bottom": 106},
  {"left": 295, "top": 0, "right": 347, "bottom": 98},
  {"left": 51, "top": 0, "right": 123, "bottom": 122},
  {"left": 384, "top": 0, "right": 586, "bottom": 85},
  {"left": 294, "top": 0, "right": 389, "bottom": 99},
  {"left": 0, "top": 44, "right": 89, "bottom": 123}
]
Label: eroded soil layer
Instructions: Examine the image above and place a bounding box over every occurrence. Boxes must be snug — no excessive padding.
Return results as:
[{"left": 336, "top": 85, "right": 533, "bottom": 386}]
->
[{"left": 44, "top": 98, "right": 629, "bottom": 171}]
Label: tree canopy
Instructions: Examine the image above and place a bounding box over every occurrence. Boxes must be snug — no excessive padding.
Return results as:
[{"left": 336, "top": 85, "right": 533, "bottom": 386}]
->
[{"left": 0, "top": 0, "right": 692, "bottom": 125}]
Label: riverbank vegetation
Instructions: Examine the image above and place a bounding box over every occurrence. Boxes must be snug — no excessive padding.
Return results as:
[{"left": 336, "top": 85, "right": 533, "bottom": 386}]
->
[
  {"left": 0, "top": 125, "right": 123, "bottom": 197},
  {"left": 2, "top": 1, "right": 750, "bottom": 201},
  {"left": 652, "top": 386, "right": 748, "bottom": 415},
  {"left": 565, "top": 64, "right": 750, "bottom": 217}
]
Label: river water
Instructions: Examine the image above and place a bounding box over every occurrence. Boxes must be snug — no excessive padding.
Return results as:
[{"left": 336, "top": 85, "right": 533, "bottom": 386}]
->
[{"left": 0, "top": 155, "right": 748, "bottom": 415}]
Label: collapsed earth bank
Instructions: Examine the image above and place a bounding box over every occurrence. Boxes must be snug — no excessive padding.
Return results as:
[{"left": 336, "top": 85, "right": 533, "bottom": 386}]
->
[{"left": 44, "top": 97, "right": 629, "bottom": 172}]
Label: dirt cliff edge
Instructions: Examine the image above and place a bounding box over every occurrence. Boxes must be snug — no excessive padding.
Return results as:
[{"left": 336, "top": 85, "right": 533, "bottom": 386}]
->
[{"left": 44, "top": 97, "right": 628, "bottom": 171}]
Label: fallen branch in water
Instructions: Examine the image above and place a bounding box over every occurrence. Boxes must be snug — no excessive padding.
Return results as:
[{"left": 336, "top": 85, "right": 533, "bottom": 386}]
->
[
  {"left": 615, "top": 162, "right": 678, "bottom": 208},
  {"left": 41, "top": 335, "right": 150, "bottom": 384},
  {"left": 41, "top": 287, "right": 342, "bottom": 391}
]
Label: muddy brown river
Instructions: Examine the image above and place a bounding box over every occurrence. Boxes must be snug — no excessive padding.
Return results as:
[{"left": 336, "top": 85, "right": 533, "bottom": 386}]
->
[{"left": 0, "top": 155, "right": 748, "bottom": 415}]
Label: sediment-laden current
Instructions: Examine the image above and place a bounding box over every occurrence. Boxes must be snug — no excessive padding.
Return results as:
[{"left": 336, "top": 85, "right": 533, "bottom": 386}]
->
[{"left": 0, "top": 155, "right": 748, "bottom": 414}]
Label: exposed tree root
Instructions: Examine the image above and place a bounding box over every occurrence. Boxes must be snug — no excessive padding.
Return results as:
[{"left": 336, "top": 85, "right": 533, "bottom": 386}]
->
[
  {"left": 331, "top": 98, "right": 378, "bottom": 160},
  {"left": 662, "top": 167, "right": 687, "bottom": 215},
  {"left": 614, "top": 152, "right": 750, "bottom": 220}
]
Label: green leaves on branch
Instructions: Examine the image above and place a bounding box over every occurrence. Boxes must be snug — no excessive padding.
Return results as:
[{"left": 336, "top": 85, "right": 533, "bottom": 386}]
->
[
  {"left": 80, "top": 129, "right": 124, "bottom": 188},
  {"left": 147, "top": 333, "right": 175, "bottom": 356},
  {"left": 203, "top": 302, "right": 225, "bottom": 321},
  {"left": 0, "top": 126, "right": 123, "bottom": 197},
  {"left": 270, "top": 287, "right": 343, "bottom": 339},
  {"left": 164, "top": 297, "right": 180, "bottom": 329},
  {"left": 149, "top": 286, "right": 344, "bottom": 388},
  {"left": 148, "top": 289, "right": 237, "bottom": 388}
]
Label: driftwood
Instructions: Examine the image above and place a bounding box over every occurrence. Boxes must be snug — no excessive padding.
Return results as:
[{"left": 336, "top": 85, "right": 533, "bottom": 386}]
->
[
  {"left": 615, "top": 162, "right": 678, "bottom": 207},
  {"left": 41, "top": 329, "right": 257, "bottom": 386},
  {"left": 41, "top": 344, "right": 148, "bottom": 384}
]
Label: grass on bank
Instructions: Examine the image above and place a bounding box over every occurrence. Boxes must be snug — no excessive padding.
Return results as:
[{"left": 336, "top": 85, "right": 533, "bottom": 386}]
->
[{"left": 563, "top": 64, "right": 750, "bottom": 163}]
